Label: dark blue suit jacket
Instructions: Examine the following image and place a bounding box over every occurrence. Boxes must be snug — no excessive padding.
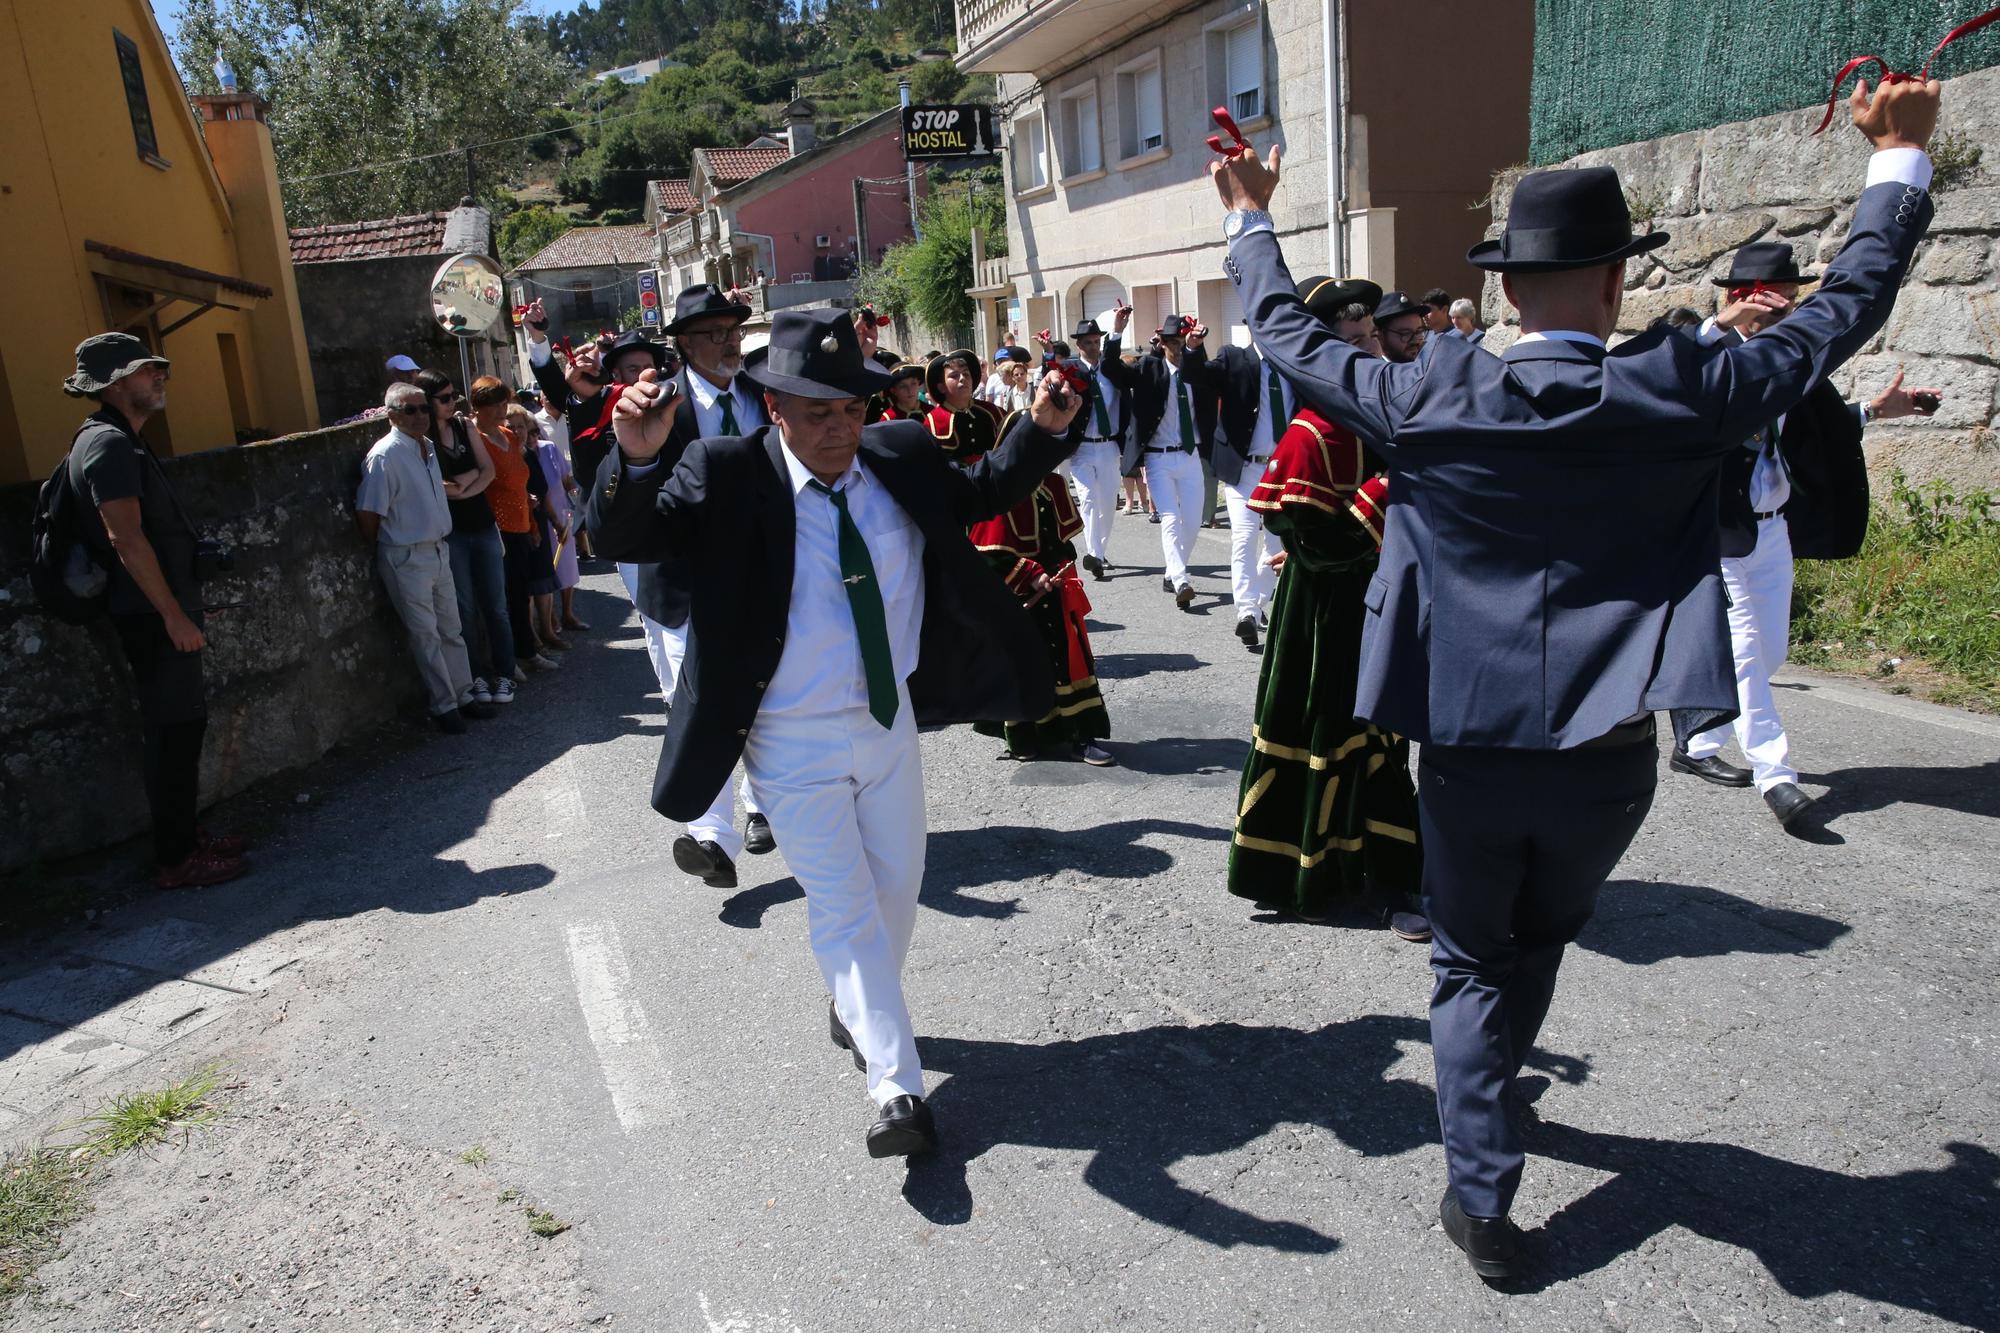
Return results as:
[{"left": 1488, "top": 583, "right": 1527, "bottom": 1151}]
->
[{"left": 1225, "top": 176, "right": 1932, "bottom": 749}]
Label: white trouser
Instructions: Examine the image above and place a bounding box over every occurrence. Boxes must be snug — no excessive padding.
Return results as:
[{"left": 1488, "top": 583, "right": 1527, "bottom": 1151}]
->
[
  {"left": 1068, "top": 441, "right": 1123, "bottom": 563},
  {"left": 743, "top": 693, "right": 927, "bottom": 1106},
  {"left": 1142, "top": 448, "right": 1206, "bottom": 588},
  {"left": 1220, "top": 469, "right": 1279, "bottom": 619},
  {"left": 1687, "top": 516, "right": 1797, "bottom": 792},
  {"left": 378, "top": 540, "right": 474, "bottom": 716},
  {"left": 618, "top": 561, "right": 756, "bottom": 859}
]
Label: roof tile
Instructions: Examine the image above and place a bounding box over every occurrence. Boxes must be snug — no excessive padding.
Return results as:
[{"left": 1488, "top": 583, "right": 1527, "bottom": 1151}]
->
[
  {"left": 514, "top": 223, "right": 657, "bottom": 272},
  {"left": 698, "top": 146, "right": 789, "bottom": 186},
  {"left": 652, "top": 178, "right": 696, "bottom": 214},
  {"left": 288, "top": 212, "right": 450, "bottom": 264}
]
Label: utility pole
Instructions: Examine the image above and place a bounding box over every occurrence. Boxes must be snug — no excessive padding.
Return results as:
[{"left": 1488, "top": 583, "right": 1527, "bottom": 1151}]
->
[
  {"left": 853, "top": 175, "right": 870, "bottom": 271},
  {"left": 899, "top": 77, "right": 921, "bottom": 242}
]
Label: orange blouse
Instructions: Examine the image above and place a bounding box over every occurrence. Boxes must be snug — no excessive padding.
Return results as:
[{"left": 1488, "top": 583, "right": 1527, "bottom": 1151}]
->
[{"left": 483, "top": 425, "right": 533, "bottom": 533}]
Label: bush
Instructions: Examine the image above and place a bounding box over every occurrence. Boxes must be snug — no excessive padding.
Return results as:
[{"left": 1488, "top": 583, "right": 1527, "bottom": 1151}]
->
[{"left": 1793, "top": 472, "right": 2000, "bottom": 709}]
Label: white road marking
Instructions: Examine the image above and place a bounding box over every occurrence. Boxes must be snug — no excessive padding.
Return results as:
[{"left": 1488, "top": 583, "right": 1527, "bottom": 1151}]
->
[
  {"left": 540, "top": 745, "right": 588, "bottom": 832},
  {"left": 564, "top": 920, "right": 670, "bottom": 1131}
]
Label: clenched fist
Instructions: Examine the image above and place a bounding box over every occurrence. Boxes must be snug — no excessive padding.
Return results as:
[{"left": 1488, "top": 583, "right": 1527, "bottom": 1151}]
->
[{"left": 611, "top": 370, "right": 684, "bottom": 461}]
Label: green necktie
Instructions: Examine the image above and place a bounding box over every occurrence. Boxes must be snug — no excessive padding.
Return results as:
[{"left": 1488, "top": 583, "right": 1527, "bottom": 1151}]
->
[
  {"left": 1265, "top": 363, "right": 1285, "bottom": 442},
  {"left": 808, "top": 480, "right": 898, "bottom": 729},
  {"left": 718, "top": 389, "right": 740, "bottom": 435},
  {"left": 1090, "top": 371, "right": 1111, "bottom": 436},
  {"left": 1176, "top": 375, "right": 1196, "bottom": 454}
]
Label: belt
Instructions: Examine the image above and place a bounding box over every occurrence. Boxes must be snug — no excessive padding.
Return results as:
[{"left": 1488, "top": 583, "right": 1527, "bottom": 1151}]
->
[
  {"left": 1144, "top": 446, "right": 1191, "bottom": 455},
  {"left": 1753, "top": 506, "right": 1788, "bottom": 521},
  {"left": 1245, "top": 453, "right": 1272, "bottom": 464},
  {"left": 1080, "top": 435, "right": 1119, "bottom": 443},
  {"left": 1576, "top": 715, "right": 1658, "bottom": 750}
]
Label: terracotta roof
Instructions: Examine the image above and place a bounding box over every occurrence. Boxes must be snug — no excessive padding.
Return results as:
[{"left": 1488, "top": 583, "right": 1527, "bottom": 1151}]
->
[
  {"left": 514, "top": 223, "right": 657, "bottom": 272},
  {"left": 288, "top": 212, "right": 449, "bottom": 264},
  {"left": 652, "top": 178, "right": 695, "bottom": 214},
  {"left": 698, "top": 146, "right": 789, "bottom": 186},
  {"left": 84, "top": 239, "right": 273, "bottom": 299}
]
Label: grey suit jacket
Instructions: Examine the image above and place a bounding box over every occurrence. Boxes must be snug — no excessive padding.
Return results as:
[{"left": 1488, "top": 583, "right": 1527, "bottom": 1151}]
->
[{"left": 1224, "top": 175, "right": 1932, "bottom": 749}]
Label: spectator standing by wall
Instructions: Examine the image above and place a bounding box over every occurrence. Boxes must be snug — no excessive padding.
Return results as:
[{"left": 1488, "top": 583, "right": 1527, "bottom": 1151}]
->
[
  {"left": 414, "top": 369, "right": 515, "bottom": 702},
  {"left": 355, "top": 384, "right": 497, "bottom": 734},
  {"left": 510, "top": 401, "right": 583, "bottom": 643},
  {"left": 62, "top": 334, "right": 247, "bottom": 888},
  {"left": 469, "top": 377, "right": 559, "bottom": 672}
]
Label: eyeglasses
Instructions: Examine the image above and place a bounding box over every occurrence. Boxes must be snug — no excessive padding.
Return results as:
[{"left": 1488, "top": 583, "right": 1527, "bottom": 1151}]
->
[
  {"left": 390, "top": 403, "right": 428, "bottom": 414},
  {"left": 431, "top": 390, "right": 459, "bottom": 403},
  {"left": 1383, "top": 326, "right": 1428, "bottom": 343},
  {"left": 680, "top": 325, "right": 744, "bottom": 345}
]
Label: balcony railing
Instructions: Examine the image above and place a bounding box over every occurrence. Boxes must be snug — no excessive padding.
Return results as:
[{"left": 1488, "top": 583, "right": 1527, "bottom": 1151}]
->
[
  {"left": 958, "top": 0, "right": 1029, "bottom": 52},
  {"left": 664, "top": 214, "right": 701, "bottom": 254},
  {"left": 955, "top": 0, "right": 1179, "bottom": 74}
]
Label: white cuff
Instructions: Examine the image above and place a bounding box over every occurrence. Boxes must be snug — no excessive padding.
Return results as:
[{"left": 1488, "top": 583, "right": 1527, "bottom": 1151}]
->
[
  {"left": 1225, "top": 218, "right": 1277, "bottom": 248},
  {"left": 528, "top": 339, "right": 551, "bottom": 367},
  {"left": 1866, "top": 147, "right": 1933, "bottom": 192},
  {"left": 623, "top": 457, "right": 663, "bottom": 479},
  {"left": 1696, "top": 316, "right": 1730, "bottom": 347}
]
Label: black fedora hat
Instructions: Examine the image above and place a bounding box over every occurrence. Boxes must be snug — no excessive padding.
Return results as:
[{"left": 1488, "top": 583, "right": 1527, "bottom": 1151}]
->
[
  {"left": 742, "top": 308, "right": 891, "bottom": 400},
  {"left": 602, "top": 330, "right": 667, "bottom": 368},
  {"left": 664, "top": 282, "right": 752, "bottom": 334},
  {"left": 1374, "top": 289, "right": 1427, "bottom": 322},
  {"left": 1295, "top": 276, "right": 1383, "bottom": 325},
  {"left": 1072, "top": 318, "right": 1107, "bottom": 339},
  {"left": 1714, "top": 241, "right": 1809, "bottom": 287},
  {"left": 1467, "top": 166, "right": 1668, "bottom": 273}
]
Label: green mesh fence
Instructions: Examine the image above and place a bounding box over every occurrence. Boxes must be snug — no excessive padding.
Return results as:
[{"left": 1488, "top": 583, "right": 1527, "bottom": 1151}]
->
[{"left": 1531, "top": 0, "right": 2000, "bottom": 163}]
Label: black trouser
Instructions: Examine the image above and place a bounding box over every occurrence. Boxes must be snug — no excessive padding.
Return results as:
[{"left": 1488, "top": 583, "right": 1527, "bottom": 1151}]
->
[
  {"left": 113, "top": 613, "right": 209, "bottom": 868},
  {"left": 1417, "top": 725, "right": 1658, "bottom": 1219}
]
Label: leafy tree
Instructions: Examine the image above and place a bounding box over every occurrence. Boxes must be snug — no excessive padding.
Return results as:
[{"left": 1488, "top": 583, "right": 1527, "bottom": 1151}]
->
[
  {"left": 909, "top": 58, "right": 964, "bottom": 104},
  {"left": 559, "top": 51, "right": 770, "bottom": 212},
  {"left": 499, "top": 205, "right": 575, "bottom": 267},
  {"left": 857, "top": 167, "right": 1003, "bottom": 339},
  {"left": 172, "top": 0, "right": 575, "bottom": 226}
]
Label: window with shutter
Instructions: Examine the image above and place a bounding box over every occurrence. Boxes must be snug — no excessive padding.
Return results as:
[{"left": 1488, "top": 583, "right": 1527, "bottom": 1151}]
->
[
  {"left": 1225, "top": 22, "right": 1262, "bottom": 122},
  {"left": 1135, "top": 65, "right": 1163, "bottom": 152},
  {"left": 1061, "top": 87, "right": 1101, "bottom": 176}
]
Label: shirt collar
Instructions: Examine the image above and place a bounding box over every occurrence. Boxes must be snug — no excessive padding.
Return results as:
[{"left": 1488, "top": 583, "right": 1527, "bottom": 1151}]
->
[
  {"left": 1513, "top": 329, "right": 1607, "bottom": 349},
  {"left": 688, "top": 368, "right": 732, "bottom": 409},
  {"left": 776, "top": 428, "right": 865, "bottom": 498}
]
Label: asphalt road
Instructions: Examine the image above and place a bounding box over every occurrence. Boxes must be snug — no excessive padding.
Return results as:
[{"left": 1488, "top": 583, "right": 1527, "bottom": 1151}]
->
[{"left": 4, "top": 510, "right": 1998, "bottom": 1331}]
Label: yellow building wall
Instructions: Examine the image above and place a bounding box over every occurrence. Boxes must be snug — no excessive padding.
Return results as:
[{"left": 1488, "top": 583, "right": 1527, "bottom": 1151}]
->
[{"left": 0, "top": 0, "right": 313, "bottom": 484}]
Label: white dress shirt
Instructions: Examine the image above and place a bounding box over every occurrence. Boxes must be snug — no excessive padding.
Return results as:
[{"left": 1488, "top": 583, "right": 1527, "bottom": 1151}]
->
[
  {"left": 1151, "top": 361, "right": 1195, "bottom": 450},
  {"left": 1245, "top": 356, "right": 1290, "bottom": 458},
  {"left": 1078, "top": 358, "right": 1124, "bottom": 439},
  {"left": 758, "top": 434, "right": 928, "bottom": 720},
  {"left": 686, "top": 367, "right": 766, "bottom": 437},
  {"left": 356, "top": 426, "right": 451, "bottom": 546}
]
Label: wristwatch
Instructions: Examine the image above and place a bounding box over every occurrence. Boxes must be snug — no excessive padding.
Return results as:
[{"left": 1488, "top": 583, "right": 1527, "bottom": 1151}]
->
[{"left": 1224, "top": 209, "right": 1273, "bottom": 241}]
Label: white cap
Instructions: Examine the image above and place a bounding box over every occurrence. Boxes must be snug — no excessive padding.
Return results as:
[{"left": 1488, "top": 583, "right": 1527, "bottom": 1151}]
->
[{"left": 385, "top": 354, "right": 421, "bottom": 372}]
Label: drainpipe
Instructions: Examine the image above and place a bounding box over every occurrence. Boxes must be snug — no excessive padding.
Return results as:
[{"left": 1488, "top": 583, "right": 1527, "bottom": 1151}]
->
[
  {"left": 1322, "top": 0, "right": 1345, "bottom": 275},
  {"left": 900, "top": 78, "right": 922, "bottom": 242}
]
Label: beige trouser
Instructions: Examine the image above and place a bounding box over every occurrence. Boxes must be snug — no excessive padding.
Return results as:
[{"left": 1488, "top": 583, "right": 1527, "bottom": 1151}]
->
[{"left": 378, "top": 540, "right": 473, "bottom": 715}]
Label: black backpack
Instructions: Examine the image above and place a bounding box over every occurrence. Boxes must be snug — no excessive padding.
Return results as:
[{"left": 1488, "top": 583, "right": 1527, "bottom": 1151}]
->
[{"left": 27, "top": 433, "right": 112, "bottom": 625}]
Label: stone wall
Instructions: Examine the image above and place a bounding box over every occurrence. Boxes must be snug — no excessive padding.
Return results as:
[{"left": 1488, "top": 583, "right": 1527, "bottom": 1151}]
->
[
  {"left": 0, "top": 419, "right": 421, "bottom": 871},
  {"left": 1480, "top": 64, "right": 2000, "bottom": 492}
]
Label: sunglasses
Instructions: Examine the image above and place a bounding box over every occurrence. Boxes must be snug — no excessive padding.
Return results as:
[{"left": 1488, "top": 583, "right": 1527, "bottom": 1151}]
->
[{"left": 431, "top": 390, "right": 459, "bottom": 403}]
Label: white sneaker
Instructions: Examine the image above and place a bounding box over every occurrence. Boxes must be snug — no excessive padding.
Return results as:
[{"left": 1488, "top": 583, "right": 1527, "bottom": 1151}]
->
[
  {"left": 490, "top": 677, "right": 516, "bottom": 705},
  {"left": 469, "top": 679, "right": 493, "bottom": 706}
]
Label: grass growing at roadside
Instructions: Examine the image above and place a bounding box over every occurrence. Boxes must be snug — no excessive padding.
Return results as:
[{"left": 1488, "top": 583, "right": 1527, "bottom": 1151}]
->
[
  {"left": 524, "top": 1206, "right": 571, "bottom": 1238},
  {"left": 0, "top": 1149, "right": 91, "bottom": 1302},
  {"left": 458, "top": 1145, "right": 490, "bottom": 1165},
  {"left": 1794, "top": 474, "right": 2000, "bottom": 712},
  {"left": 71, "top": 1068, "right": 221, "bottom": 1158}
]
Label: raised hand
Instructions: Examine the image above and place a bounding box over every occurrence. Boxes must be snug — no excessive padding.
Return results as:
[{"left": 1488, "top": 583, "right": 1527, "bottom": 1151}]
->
[
  {"left": 1715, "top": 288, "right": 1793, "bottom": 334},
  {"left": 522, "top": 298, "right": 549, "bottom": 342},
  {"left": 853, "top": 311, "right": 881, "bottom": 358},
  {"left": 1851, "top": 76, "right": 1941, "bottom": 152},
  {"left": 1112, "top": 300, "right": 1133, "bottom": 334},
  {"left": 1029, "top": 369, "right": 1084, "bottom": 434},
  {"left": 1210, "top": 141, "right": 1282, "bottom": 212},
  {"left": 611, "top": 370, "right": 682, "bottom": 460}
]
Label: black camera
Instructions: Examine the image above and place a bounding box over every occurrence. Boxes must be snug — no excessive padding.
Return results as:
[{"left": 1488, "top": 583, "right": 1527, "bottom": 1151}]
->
[{"left": 194, "top": 539, "right": 236, "bottom": 583}]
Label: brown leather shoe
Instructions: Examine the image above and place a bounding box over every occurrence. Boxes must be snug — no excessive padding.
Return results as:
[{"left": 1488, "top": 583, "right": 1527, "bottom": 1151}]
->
[{"left": 156, "top": 850, "right": 248, "bottom": 890}]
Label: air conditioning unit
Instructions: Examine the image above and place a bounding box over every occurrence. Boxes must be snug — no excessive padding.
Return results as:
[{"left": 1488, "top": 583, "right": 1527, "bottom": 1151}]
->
[{"left": 814, "top": 233, "right": 832, "bottom": 248}]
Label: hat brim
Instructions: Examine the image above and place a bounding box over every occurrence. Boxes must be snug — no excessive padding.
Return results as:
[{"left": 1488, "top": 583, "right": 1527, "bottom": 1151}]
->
[
  {"left": 1710, "top": 271, "right": 1809, "bottom": 287},
  {"left": 63, "top": 355, "right": 170, "bottom": 398},
  {"left": 741, "top": 346, "right": 892, "bottom": 400},
  {"left": 1467, "top": 230, "right": 1669, "bottom": 274},
  {"left": 663, "top": 303, "right": 752, "bottom": 334}
]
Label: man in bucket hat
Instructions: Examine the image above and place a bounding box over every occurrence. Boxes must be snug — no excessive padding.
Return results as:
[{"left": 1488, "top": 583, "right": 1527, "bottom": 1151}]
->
[
  {"left": 62, "top": 333, "right": 248, "bottom": 888},
  {"left": 1212, "top": 74, "right": 1943, "bottom": 1278},
  {"left": 588, "top": 307, "right": 1082, "bottom": 1159}
]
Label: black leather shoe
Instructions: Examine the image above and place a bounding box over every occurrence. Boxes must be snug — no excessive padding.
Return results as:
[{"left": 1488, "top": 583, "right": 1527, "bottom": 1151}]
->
[
  {"left": 867, "top": 1095, "right": 938, "bottom": 1159},
  {"left": 828, "top": 1000, "right": 866, "bottom": 1071},
  {"left": 1236, "top": 615, "right": 1259, "bottom": 648},
  {"left": 743, "top": 813, "right": 776, "bottom": 856},
  {"left": 433, "top": 708, "right": 468, "bottom": 735},
  {"left": 1081, "top": 553, "right": 1106, "bottom": 580},
  {"left": 671, "top": 835, "right": 738, "bottom": 888},
  {"left": 1764, "top": 781, "right": 1817, "bottom": 827},
  {"left": 1440, "top": 1189, "right": 1523, "bottom": 1281},
  {"left": 1390, "top": 911, "right": 1432, "bottom": 943},
  {"left": 1161, "top": 576, "right": 1175, "bottom": 594},
  {"left": 1670, "top": 749, "right": 1753, "bottom": 788},
  {"left": 1175, "top": 583, "right": 1196, "bottom": 610}
]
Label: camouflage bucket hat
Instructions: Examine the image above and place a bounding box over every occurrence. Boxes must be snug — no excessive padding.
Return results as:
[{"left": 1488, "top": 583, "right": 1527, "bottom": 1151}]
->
[{"left": 64, "top": 332, "right": 169, "bottom": 398}]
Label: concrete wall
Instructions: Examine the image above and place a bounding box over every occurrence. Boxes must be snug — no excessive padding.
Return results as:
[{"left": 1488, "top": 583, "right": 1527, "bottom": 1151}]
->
[
  {"left": 1477, "top": 64, "right": 2000, "bottom": 492},
  {"left": 0, "top": 418, "right": 423, "bottom": 871},
  {"left": 294, "top": 255, "right": 510, "bottom": 423}
]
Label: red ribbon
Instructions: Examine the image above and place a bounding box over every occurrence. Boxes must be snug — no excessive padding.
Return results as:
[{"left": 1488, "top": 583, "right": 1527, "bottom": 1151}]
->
[
  {"left": 1813, "top": 4, "right": 2000, "bottom": 133},
  {"left": 1206, "top": 106, "right": 1250, "bottom": 159},
  {"left": 862, "top": 303, "right": 893, "bottom": 327},
  {"left": 1037, "top": 328, "right": 1052, "bottom": 342},
  {"left": 573, "top": 383, "right": 626, "bottom": 448}
]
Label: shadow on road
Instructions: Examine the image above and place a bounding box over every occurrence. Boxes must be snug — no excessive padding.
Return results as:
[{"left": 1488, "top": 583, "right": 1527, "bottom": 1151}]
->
[
  {"left": 1112, "top": 735, "right": 1249, "bottom": 776},
  {"left": 1096, "top": 652, "right": 1205, "bottom": 679},
  {"left": 1808, "top": 757, "right": 2000, "bottom": 823},
  {"left": 1578, "top": 880, "right": 1851, "bottom": 964},
  {"left": 1523, "top": 1122, "right": 2000, "bottom": 1325},
  {"left": 899, "top": 1014, "right": 1587, "bottom": 1251}
]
